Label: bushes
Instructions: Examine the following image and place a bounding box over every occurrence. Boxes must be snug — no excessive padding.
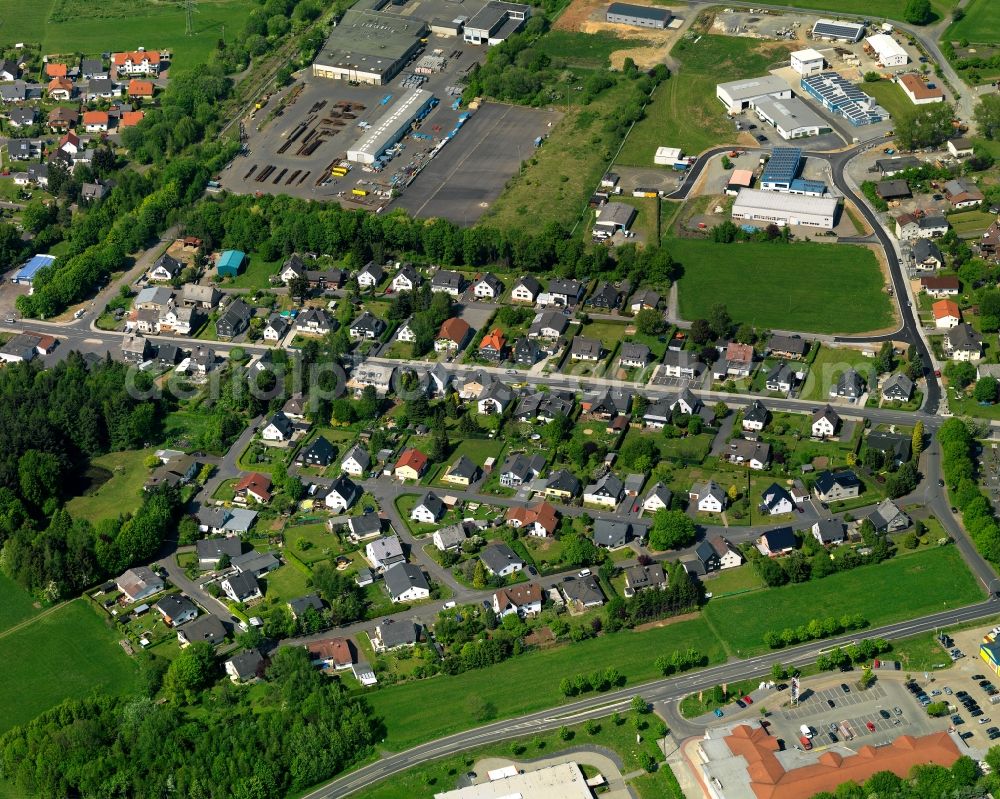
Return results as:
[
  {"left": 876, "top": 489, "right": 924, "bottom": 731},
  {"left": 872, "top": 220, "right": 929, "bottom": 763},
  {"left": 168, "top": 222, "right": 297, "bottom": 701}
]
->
[
  {"left": 763, "top": 614, "right": 868, "bottom": 649},
  {"left": 939, "top": 419, "right": 1000, "bottom": 565}
]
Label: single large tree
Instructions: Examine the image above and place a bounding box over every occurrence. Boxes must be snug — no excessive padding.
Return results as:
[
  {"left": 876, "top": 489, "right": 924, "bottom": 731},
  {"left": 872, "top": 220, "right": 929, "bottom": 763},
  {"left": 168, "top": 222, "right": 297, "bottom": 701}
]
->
[
  {"left": 975, "top": 94, "right": 1000, "bottom": 141},
  {"left": 903, "top": 0, "right": 933, "bottom": 24},
  {"left": 648, "top": 509, "right": 697, "bottom": 551}
]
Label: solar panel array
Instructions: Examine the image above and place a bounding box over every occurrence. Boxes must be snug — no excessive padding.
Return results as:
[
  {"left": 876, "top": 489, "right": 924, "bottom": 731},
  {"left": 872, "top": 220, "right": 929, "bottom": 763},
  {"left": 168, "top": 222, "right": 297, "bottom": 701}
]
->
[
  {"left": 811, "top": 20, "right": 864, "bottom": 41},
  {"left": 801, "top": 72, "right": 886, "bottom": 126},
  {"left": 788, "top": 178, "right": 826, "bottom": 196},
  {"left": 761, "top": 147, "right": 802, "bottom": 185}
]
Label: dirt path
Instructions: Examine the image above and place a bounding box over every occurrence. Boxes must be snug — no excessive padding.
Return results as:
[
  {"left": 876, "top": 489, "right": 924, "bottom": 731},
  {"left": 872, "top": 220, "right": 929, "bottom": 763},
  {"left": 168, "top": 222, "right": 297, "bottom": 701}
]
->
[{"left": 0, "top": 600, "right": 68, "bottom": 642}]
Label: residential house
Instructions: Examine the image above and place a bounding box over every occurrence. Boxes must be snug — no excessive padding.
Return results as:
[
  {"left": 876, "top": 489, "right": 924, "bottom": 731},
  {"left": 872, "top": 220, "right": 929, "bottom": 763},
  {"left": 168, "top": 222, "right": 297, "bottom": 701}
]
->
[
  {"left": 371, "top": 621, "right": 420, "bottom": 651},
  {"left": 81, "top": 181, "right": 109, "bottom": 202},
  {"left": 191, "top": 346, "right": 217, "bottom": 375},
  {"left": 431, "top": 269, "right": 464, "bottom": 296},
  {"left": 0, "top": 59, "right": 19, "bottom": 81},
  {"left": 499, "top": 453, "right": 546, "bottom": 487},
  {"left": 294, "top": 308, "right": 335, "bottom": 337},
  {"left": 944, "top": 323, "right": 983, "bottom": 361},
  {"left": 298, "top": 436, "right": 335, "bottom": 468},
  {"left": 757, "top": 527, "right": 797, "bottom": 557},
  {"left": 307, "top": 637, "right": 354, "bottom": 670},
  {"left": 347, "top": 363, "right": 396, "bottom": 395},
  {"left": 442, "top": 455, "right": 480, "bottom": 487},
  {"left": 514, "top": 338, "right": 541, "bottom": 365},
  {"left": 511, "top": 276, "right": 541, "bottom": 303},
  {"left": 435, "top": 317, "right": 471, "bottom": 353},
  {"left": 620, "top": 342, "right": 651, "bottom": 369},
  {"left": 346, "top": 512, "right": 382, "bottom": 543},
  {"left": 226, "top": 649, "right": 265, "bottom": 683},
  {"left": 711, "top": 536, "right": 743, "bottom": 569},
  {"left": 84, "top": 78, "right": 117, "bottom": 101},
  {"left": 121, "top": 334, "right": 151, "bottom": 365},
  {"left": 480, "top": 543, "right": 524, "bottom": 577},
  {"left": 477, "top": 381, "right": 514, "bottom": 414},
  {"left": 811, "top": 405, "right": 840, "bottom": 438},
  {"left": 82, "top": 110, "right": 109, "bottom": 132},
  {"left": 587, "top": 282, "right": 621, "bottom": 310},
  {"left": 396, "top": 318, "right": 417, "bottom": 343},
  {"left": 933, "top": 299, "right": 961, "bottom": 328},
  {"left": 570, "top": 336, "right": 603, "bottom": 362},
  {"left": 432, "top": 523, "right": 468, "bottom": 551},
  {"left": 472, "top": 273, "right": 503, "bottom": 299},
  {"left": 177, "top": 615, "right": 227, "bottom": 647},
  {"left": 913, "top": 239, "right": 945, "bottom": 270},
  {"left": 562, "top": 575, "right": 605, "bottom": 608},
  {"left": 593, "top": 519, "right": 631, "bottom": 549},
  {"left": 8, "top": 138, "right": 40, "bottom": 161},
  {"left": 944, "top": 177, "right": 984, "bottom": 208},
  {"left": 977, "top": 221, "right": 999, "bottom": 262},
  {"left": 881, "top": 373, "right": 914, "bottom": 403},
  {"left": 629, "top": 289, "right": 661, "bottom": 313},
  {"left": 112, "top": 50, "right": 162, "bottom": 76},
  {"left": 876, "top": 179, "right": 910, "bottom": 201},
  {"left": 725, "top": 438, "right": 772, "bottom": 470},
  {"left": 831, "top": 368, "right": 865, "bottom": 400},
  {"left": 683, "top": 539, "right": 722, "bottom": 575},
  {"left": 760, "top": 483, "right": 794, "bottom": 516},
  {"left": 768, "top": 334, "right": 810, "bottom": 359},
  {"left": 261, "top": 411, "right": 293, "bottom": 442},
  {"left": 624, "top": 564, "right": 667, "bottom": 597},
  {"left": 719, "top": 341, "right": 755, "bottom": 378},
  {"left": 80, "top": 58, "right": 105, "bottom": 79},
  {"left": 742, "top": 400, "right": 770, "bottom": 431},
  {"left": 642, "top": 482, "right": 673, "bottom": 513},
  {"left": 366, "top": 535, "right": 405, "bottom": 570},
  {"left": 492, "top": 583, "right": 542, "bottom": 617},
  {"left": 670, "top": 388, "right": 712, "bottom": 423},
  {"left": 864, "top": 498, "right": 911, "bottom": 533},
  {"left": 391, "top": 264, "right": 421, "bottom": 293},
  {"left": 947, "top": 137, "right": 975, "bottom": 157},
  {"left": 196, "top": 537, "right": 243, "bottom": 570},
  {"left": 324, "top": 474, "right": 361, "bottom": 512},
  {"left": 47, "top": 76, "right": 73, "bottom": 100},
  {"left": 216, "top": 298, "right": 252, "bottom": 339},
  {"left": 341, "top": 444, "right": 371, "bottom": 477},
  {"left": 812, "top": 518, "right": 846, "bottom": 546},
  {"left": 584, "top": 472, "right": 624, "bottom": 508},
  {"left": 410, "top": 491, "right": 445, "bottom": 524},
  {"left": 47, "top": 106, "right": 78, "bottom": 131},
  {"left": 543, "top": 469, "right": 581, "bottom": 500},
  {"left": 116, "top": 566, "right": 164, "bottom": 602},
  {"left": 584, "top": 388, "right": 632, "bottom": 419},
  {"left": 383, "top": 563, "right": 430, "bottom": 603},
  {"left": 127, "top": 79, "right": 154, "bottom": 100},
  {"left": 182, "top": 283, "right": 220, "bottom": 309},
  {"left": 221, "top": 572, "right": 263, "bottom": 603},
  {"left": 148, "top": 253, "right": 184, "bottom": 282},
  {"left": 0, "top": 81, "right": 29, "bottom": 103},
  {"left": 920, "top": 275, "right": 959, "bottom": 297},
  {"left": 528, "top": 310, "right": 569, "bottom": 340},
  {"left": 196, "top": 506, "right": 258, "bottom": 536},
  {"left": 691, "top": 480, "right": 727, "bottom": 513},
  {"left": 263, "top": 314, "right": 290, "bottom": 342},
  {"left": 479, "top": 328, "right": 508, "bottom": 361},
  {"left": 813, "top": 469, "right": 861, "bottom": 502},
  {"left": 394, "top": 448, "right": 429, "bottom": 481},
  {"left": 8, "top": 108, "right": 36, "bottom": 129},
  {"left": 356, "top": 261, "right": 385, "bottom": 289},
  {"left": 539, "top": 279, "right": 583, "bottom": 307},
  {"left": 662, "top": 349, "right": 699, "bottom": 379},
  {"left": 349, "top": 311, "right": 386, "bottom": 340},
  {"left": 230, "top": 550, "right": 280, "bottom": 578},
  {"left": 506, "top": 501, "right": 559, "bottom": 537},
  {"left": 235, "top": 472, "right": 272, "bottom": 504}
]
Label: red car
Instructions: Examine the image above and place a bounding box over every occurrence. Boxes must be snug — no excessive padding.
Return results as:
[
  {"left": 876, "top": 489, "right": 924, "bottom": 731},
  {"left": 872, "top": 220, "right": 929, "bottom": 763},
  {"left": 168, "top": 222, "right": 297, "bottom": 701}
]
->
[
  {"left": 866, "top": 721, "right": 876, "bottom": 732},
  {"left": 799, "top": 736, "right": 812, "bottom": 750},
  {"left": 742, "top": 696, "right": 753, "bottom": 705}
]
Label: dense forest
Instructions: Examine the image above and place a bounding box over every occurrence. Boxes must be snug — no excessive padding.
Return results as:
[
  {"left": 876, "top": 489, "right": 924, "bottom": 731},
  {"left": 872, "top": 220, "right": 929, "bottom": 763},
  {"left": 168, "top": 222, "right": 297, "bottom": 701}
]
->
[
  {"left": 0, "top": 355, "right": 180, "bottom": 597},
  {"left": 0, "top": 647, "right": 380, "bottom": 799}
]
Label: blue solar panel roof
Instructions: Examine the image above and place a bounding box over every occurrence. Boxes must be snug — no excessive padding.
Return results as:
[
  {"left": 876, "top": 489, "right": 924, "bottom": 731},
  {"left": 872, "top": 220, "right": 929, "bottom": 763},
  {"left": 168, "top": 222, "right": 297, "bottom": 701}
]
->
[{"left": 761, "top": 147, "right": 802, "bottom": 183}]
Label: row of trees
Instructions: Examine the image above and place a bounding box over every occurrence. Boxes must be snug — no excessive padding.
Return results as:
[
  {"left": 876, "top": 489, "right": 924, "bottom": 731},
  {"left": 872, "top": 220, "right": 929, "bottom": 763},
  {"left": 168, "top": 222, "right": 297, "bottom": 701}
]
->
[
  {"left": 939, "top": 418, "right": 1000, "bottom": 565},
  {"left": 763, "top": 613, "right": 869, "bottom": 649},
  {"left": 605, "top": 561, "right": 700, "bottom": 631}
]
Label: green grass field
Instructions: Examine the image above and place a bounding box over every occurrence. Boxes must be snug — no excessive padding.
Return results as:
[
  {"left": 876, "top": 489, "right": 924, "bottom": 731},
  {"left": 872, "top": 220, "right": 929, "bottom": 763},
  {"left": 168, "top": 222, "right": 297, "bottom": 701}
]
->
[
  {"left": 0, "top": 575, "right": 40, "bottom": 635},
  {"left": 949, "top": 209, "right": 995, "bottom": 235},
  {"left": 0, "top": 598, "right": 141, "bottom": 734},
  {"left": 703, "top": 547, "right": 982, "bottom": 656},
  {"left": 673, "top": 239, "right": 894, "bottom": 335},
  {"left": 65, "top": 449, "right": 150, "bottom": 524},
  {"left": 0, "top": 0, "right": 250, "bottom": 72},
  {"left": 617, "top": 36, "right": 794, "bottom": 164},
  {"left": 944, "top": 0, "right": 1000, "bottom": 43},
  {"left": 367, "top": 616, "right": 725, "bottom": 750},
  {"left": 775, "top": 0, "right": 956, "bottom": 21},
  {"left": 862, "top": 79, "right": 915, "bottom": 122},
  {"left": 535, "top": 29, "right": 651, "bottom": 69}
]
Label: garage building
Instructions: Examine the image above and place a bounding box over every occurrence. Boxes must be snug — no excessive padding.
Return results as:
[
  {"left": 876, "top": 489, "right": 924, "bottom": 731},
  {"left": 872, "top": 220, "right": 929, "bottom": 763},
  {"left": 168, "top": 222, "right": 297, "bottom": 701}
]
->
[
  {"left": 594, "top": 202, "right": 636, "bottom": 234},
  {"left": 347, "top": 89, "right": 436, "bottom": 164},
  {"left": 732, "top": 188, "right": 838, "bottom": 229},
  {"left": 752, "top": 96, "right": 828, "bottom": 139},
  {"left": 312, "top": 3, "right": 426, "bottom": 85},
  {"left": 865, "top": 33, "right": 908, "bottom": 67},
  {"left": 790, "top": 48, "right": 825, "bottom": 76},
  {"left": 716, "top": 75, "right": 791, "bottom": 113},
  {"left": 605, "top": 2, "right": 671, "bottom": 28},
  {"left": 811, "top": 19, "right": 865, "bottom": 42}
]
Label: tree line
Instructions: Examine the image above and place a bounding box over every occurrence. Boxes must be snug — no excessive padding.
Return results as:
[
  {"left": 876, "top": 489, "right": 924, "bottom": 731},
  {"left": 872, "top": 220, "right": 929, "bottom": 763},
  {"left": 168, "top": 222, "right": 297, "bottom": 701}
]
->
[{"left": 939, "top": 418, "right": 1000, "bottom": 565}]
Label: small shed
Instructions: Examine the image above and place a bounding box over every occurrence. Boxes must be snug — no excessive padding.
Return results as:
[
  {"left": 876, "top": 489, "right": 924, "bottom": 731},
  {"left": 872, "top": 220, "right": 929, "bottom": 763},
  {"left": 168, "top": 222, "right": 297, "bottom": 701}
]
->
[{"left": 217, "top": 250, "right": 247, "bottom": 278}]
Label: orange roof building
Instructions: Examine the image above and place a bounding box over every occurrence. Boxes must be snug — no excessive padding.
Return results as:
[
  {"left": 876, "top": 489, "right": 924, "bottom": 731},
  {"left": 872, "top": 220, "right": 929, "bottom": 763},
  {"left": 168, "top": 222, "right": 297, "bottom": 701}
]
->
[
  {"left": 506, "top": 501, "right": 559, "bottom": 536},
  {"left": 700, "top": 724, "right": 961, "bottom": 799},
  {"left": 306, "top": 637, "right": 354, "bottom": 669},
  {"left": 479, "top": 327, "right": 507, "bottom": 354},
  {"left": 932, "top": 299, "right": 961, "bottom": 327},
  {"left": 127, "top": 79, "right": 155, "bottom": 98},
  {"left": 113, "top": 50, "right": 162, "bottom": 67},
  {"left": 394, "top": 448, "right": 428, "bottom": 478},
  {"left": 83, "top": 111, "right": 110, "bottom": 128},
  {"left": 47, "top": 76, "right": 73, "bottom": 96},
  {"left": 897, "top": 73, "right": 945, "bottom": 103},
  {"left": 235, "top": 472, "right": 272, "bottom": 503},
  {"left": 45, "top": 63, "right": 68, "bottom": 78},
  {"left": 119, "top": 110, "right": 145, "bottom": 128},
  {"left": 436, "top": 317, "right": 471, "bottom": 346}
]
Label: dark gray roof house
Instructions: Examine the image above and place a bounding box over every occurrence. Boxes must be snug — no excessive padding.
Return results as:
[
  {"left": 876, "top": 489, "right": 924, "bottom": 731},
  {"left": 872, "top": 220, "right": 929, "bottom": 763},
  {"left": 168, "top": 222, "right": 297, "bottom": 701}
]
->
[
  {"left": 288, "top": 594, "right": 324, "bottom": 619},
  {"left": 431, "top": 269, "right": 464, "bottom": 294},
  {"left": 624, "top": 563, "right": 666, "bottom": 596},
  {"left": 562, "top": 575, "right": 605, "bottom": 607},
  {"left": 216, "top": 298, "right": 252, "bottom": 339},
  {"left": 865, "top": 498, "right": 910, "bottom": 533},
  {"left": 480, "top": 542, "right": 525, "bottom": 575},
  {"left": 620, "top": 342, "right": 651, "bottom": 368},
  {"left": 196, "top": 536, "right": 243, "bottom": 566},
  {"left": 226, "top": 649, "right": 265, "bottom": 681},
  {"left": 866, "top": 431, "right": 911, "bottom": 464},
  {"left": 377, "top": 620, "right": 420, "bottom": 649},
  {"left": 545, "top": 469, "right": 581, "bottom": 496},
  {"left": 570, "top": 336, "right": 603, "bottom": 361},
  {"left": 833, "top": 368, "right": 865, "bottom": 399},
  {"left": 812, "top": 518, "right": 845, "bottom": 545},
  {"left": 383, "top": 563, "right": 430, "bottom": 601},
  {"left": 298, "top": 436, "right": 336, "bottom": 467},
  {"left": 514, "top": 337, "right": 541, "bottom": 365},
  {"left": 587, "top": 282, "right": 621, "bottom": 309},
  {"left": 177, "top": 614, "right": 228, "bottom": 646},
  {"left": 945, "top": 323, "right": 983, "bottom": 358},
  {"left": 593, "top": 519, "right": 631, "bottom": 548}
]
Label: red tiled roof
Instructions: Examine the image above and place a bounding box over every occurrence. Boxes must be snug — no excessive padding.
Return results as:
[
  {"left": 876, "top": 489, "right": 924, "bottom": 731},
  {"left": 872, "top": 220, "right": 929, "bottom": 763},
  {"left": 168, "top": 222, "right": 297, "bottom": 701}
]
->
[
  {"left": 394, "top": 448, "right": 428, "bottom": 473},
  {"left": 307, "top": 637, "right": 353, "bottom": 667},
  {"left": 128, "top": 79, "right": 154, "bottom": 97},
  {"left": 725, "top": 341, "right": 754, "bottom": 363},
  {"left": 506, "top": 501, "right": 559, "bottom": 534},
  {"left": 480, "top": 327, "right": 506, "bottom": 351},
  {"left": 437, "top": 317, "right": 471, "bottom": 343},
  {"left": 932, "top": 299, "right": 960, "bottom": 319},
  {"left": 119, "top": 110, "right": 145, "bottom": 128},
  {"left": 235, "top": 472, "right": 272, "bottom": 501},
  {"left": 45, "top": 63, "right": 68, "bottom": 77},
  {"left": 83, "top": 111, "right": 109, "bottom": 125},
  {"left": 113, "top": 50, "right": 161, "bottom": 65},
  {"left": 897, "top": 73, "right": 944, "bottom": 100},
  {"left": 493, "top": 583, "right": 542, "bottom": 609},
  {"left": 920, "top": 276, "right": 958, "bottom": 290},
  {"left": 47, "top": 77, "right": 72, "bottom": 93}
]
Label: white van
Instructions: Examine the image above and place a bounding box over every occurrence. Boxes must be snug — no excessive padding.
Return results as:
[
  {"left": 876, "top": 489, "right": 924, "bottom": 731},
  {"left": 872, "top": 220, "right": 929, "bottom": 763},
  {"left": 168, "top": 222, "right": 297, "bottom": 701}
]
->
[{"left": 800, "top": 724, "right": 814, "bottom": 738}]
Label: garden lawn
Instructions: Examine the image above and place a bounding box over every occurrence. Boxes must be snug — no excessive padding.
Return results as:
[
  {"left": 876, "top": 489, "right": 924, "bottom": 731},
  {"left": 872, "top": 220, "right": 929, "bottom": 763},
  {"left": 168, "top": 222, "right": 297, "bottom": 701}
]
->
[
  {"left": 65, "top": 449, "right": 150, "bottom": 524},
  {"left": 262, "top": 561, "right": 312, "bottom": 603},
  {"left": 674, "top": 239, "right": 893, "bottom": 335},
  {"left": 704, "top": 565, "right": 764, "bottom": 597},
  {"left": 447, "top": 437, "right": 506, "bottom": 467},
  {"left": 617, "top": 36, "right": 795, "bottom": 164},
  {"left": 0, "top": 598, "right": 141, "bottom": 734},
  {"left": 0, "top": 575, "right": 40, "bottom": 635},
  {"left": 944, "top": 0, "right": 1000, "bottom": 43},
  {"left": 860, "top": 80, "right": 914, "bottom": 123},
  {"left": 228, "top": 257, "right": 281, "bottom": 290},
  {"left": 284, "top": 523, "right": 343, "bottom": 566},
  {"left": 948, "top": 210, "right": 995, "bottom": 235},
  {"left": 799, "top": 346, "right": 876, "bottom": 402},
  {"left": 660, "top": 433, "right": 714, "bottom": 464},
  {"left": 367, "top": 616, "right": 725, "bottom": 750},
  {"left": 703, "top": 546, "right": 982, "bottom": 657}
]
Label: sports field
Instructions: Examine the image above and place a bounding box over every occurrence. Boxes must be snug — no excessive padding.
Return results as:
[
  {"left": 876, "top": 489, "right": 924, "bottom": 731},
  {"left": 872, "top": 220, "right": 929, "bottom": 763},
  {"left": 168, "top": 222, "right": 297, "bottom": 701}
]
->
[
  {"left": 703, "top": 547, "right": 981, "bottom": 656},
  {"left": 944, "top": 0, "right": 1000, "bottom": 43},
  {"left": 0, "top": 0, "right": 250, "bottom": 70},
  {"left": 673, "top": 239, "right": 894, "bottom": 335},
  {"left": 0, "top": 596, "right": 141, "bottom": 733}
]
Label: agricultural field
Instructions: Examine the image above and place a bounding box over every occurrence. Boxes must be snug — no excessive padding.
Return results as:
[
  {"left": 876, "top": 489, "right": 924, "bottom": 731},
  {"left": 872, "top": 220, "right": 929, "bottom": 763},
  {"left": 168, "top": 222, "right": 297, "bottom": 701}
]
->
[
  {"left": 65, "top": 449, "right": 151, "bottom": 524},
  {"left": 0, "top": 0, "right": 251, "bottom": 71},
  {"left": 367, "top": 615, "right": 725, "bottom": 750},
  {"left": 703, "top": 546, "right": 981, "bottom": 656},
  {"left": 0, "top": 575, "right": 40, "bottom": 635},
  {"left": 944, "top": 0, "right": 1000, "bottom": 43},
  {"left": 776, "top": 0, "right": 956, "bottom": 20},
  {"left": 617, "top": 35, "right": 794, "bottom": 164},
  {"left": 673, "top": 239, "right": 894, "bottom": 335},
  {"left": 0, "top": 598, "right": 141, "bottom": 734}
]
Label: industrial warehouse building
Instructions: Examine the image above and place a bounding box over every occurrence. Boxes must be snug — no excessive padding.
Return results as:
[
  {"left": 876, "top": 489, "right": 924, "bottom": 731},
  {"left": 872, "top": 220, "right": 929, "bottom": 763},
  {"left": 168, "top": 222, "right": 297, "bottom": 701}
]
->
[
  {"left": 801, "top": 72, "right": 887, "bottom": 126},
  {"left": 12, "top": 253, "right": 56, "bottom": 285},
  {"left": 752, "top": 96, "right": 829, "bottom": 139},
  {"left": 790, "top": 48, "right": 825, "bottom": 76},
  {"left": 811, "top": 18, "right": 865, "bottom": 42},
  {"left": 347, "top": 88, "right": 436, "bottom": 164},
  {"left": 760, "top": 147, "right": 803, "bottom": 191},
  {"left": 605, "top": 2, "right": 671, "bottom": 28},
  {"left": 897, "top": 72, "right": 945, "bottom": 104},
  {"left": 716, "top": 75, "right": 791, "bottom": 113},
  {"left": 865, "top": 33, "right": 908, "bottom": 67},
  {"left": 593, "top": 202, "right": 636, "bottom": 235},
  {"left": 312, "top": 1, "right": 426, "bottom": 85},
  {"left": 732, "top": 188, "right": 839, "bottom": 230},
  {"left": 463, "top": 1, "right": 530, "bottom": 45}
]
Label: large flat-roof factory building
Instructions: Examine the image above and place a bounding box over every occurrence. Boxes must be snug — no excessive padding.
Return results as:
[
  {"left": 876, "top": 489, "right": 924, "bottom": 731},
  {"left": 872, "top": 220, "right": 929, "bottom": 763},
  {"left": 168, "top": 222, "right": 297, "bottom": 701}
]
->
[
  {"left": 312, "top": 0, "right": 427, "bottom": 85},
  {"left": 716, "top": 75, "right": 791, "bottom": 114},
  {"left": 347, "top": 88, "right": 437, "bottom": 164},
  {"left": 605, "top": 2, "right": 672, "bottom": 28},
  {"left": 732, "top": 188, "right": 839, "bottom": 229},
  {"left": 463, "top": 1, "right": 530, "bottom": 45}
]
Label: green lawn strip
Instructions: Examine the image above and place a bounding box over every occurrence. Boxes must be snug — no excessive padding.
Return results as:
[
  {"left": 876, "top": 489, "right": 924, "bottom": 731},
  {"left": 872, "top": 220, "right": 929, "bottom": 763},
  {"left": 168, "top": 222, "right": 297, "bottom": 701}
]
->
[
  {"left": 703, "top": 565, "right": 764, "bottom": 597},
  {"left": 678, "top": 676, "right": 760, "bottom": 718},
  {"left": 703, "top": 546, "right": 982, "bottom": 658},
  {"left": 366, "top": 616, "right": 725, "bottom": 751},
  {"left": 65, "top": 449, "right": 150, "bottom": 524},
  {"left": 948, "top": 210, "right": 995, "bottom": 235},
  {"left": 799, "top": 346, "right": 877, "bottom": 402},
  {"left": 891, "top": 612, "right": 1000, "bottom": 673},
  {"left": 673, "top": 239, "right": 893, "bottom": 335},
  {"left": 212, "top": 478, "right": 237, "bottom": 502},
  {"left": 0, "top": 598, "right": 141, "bottom": 734},
  {"left": 226, "top": 257, "right": 281, "bottom": 290},
  {"left": 0, "top": 575, "right": 41, "bottom": 635},
  {"left": 353, "top": 712, "right": 673, "bottom": 799},
  {"left": 262, "top": 561, "right": 312, "bottom": 603},
  {"left": 943, "top": 0, "right": 1000, "bottom": 43},
  {"left": 860, "top": 79, "right": 915, "bottom": 123}
]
